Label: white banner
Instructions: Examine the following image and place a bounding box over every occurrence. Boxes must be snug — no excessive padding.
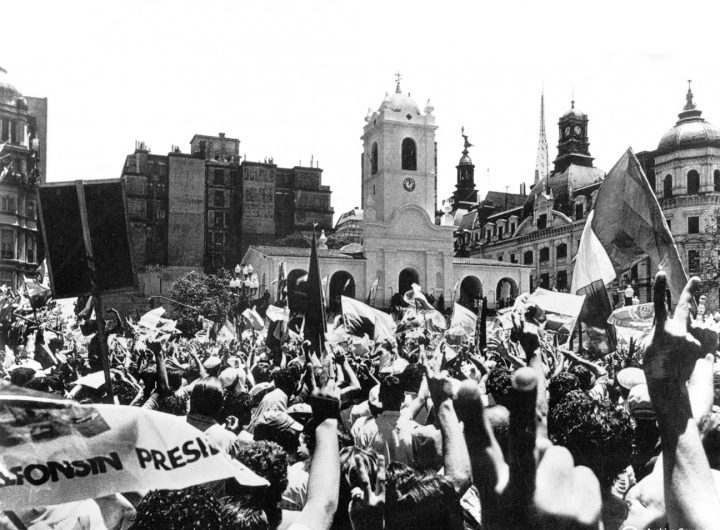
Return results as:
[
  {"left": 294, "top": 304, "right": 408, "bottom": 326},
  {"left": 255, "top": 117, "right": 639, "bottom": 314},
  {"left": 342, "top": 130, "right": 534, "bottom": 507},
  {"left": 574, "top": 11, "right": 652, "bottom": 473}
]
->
[{"left": 0, "top": 384, "right": 267, "bottom": 510}]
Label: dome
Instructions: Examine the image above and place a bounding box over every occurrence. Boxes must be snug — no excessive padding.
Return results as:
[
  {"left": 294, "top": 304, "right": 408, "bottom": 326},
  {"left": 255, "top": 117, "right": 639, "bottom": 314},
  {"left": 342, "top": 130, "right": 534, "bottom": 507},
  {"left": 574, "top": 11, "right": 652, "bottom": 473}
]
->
[
  {"left": 380, "top": 90, "right": 421, "bottom": 118},
  {"left": 0, "top": 67, "right": 21, "bottom": 105},
  {"left": 561, "top": 101, "right": 586, "bottom": 120},
  {"left": 459, "top": 153, "right": 472, "bottom": 164},
  {"left": 657, "top": 84, "right": 720, "bottom": 152},
  {"left": 657, "top": 114, "right": 720, "bottom": 152}
]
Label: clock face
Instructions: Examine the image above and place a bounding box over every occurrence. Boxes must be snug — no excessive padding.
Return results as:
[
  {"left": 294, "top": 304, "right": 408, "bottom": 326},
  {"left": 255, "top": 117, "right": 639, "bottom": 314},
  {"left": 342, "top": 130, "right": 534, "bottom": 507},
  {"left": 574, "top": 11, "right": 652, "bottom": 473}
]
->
[
  {"left": 403, "top": 177, "right": 416, "bottom": 192},
  {"left": 574, "top": 125, "right": 582, "bottom": 135},
  {"left": 564, "top": 126, "right": 570, "bottom": 137}
]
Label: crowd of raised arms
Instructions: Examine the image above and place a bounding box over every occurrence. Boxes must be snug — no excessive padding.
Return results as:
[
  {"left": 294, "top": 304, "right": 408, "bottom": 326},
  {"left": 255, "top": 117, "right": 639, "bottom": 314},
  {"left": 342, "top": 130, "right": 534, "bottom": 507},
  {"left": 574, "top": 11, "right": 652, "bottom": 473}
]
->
[{"left": 3, "top": 271, "right": 720, "bottom": 529}]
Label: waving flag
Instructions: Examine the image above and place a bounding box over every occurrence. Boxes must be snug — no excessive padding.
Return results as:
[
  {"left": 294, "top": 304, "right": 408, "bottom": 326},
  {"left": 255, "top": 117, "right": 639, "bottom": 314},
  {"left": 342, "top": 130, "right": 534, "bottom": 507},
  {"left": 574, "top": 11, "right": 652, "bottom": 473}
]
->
[
  {"left": 342, "top": 295, "right": 396, "bottom": 342},
  {"left": 450, "top": 302, "right": 477, "bottom": 336},
  {"left": 304, "top": 229, "right": 326, "bottom": 356},
  {"left": 590, "top": 148, "right": 687, "bottom": 301}
]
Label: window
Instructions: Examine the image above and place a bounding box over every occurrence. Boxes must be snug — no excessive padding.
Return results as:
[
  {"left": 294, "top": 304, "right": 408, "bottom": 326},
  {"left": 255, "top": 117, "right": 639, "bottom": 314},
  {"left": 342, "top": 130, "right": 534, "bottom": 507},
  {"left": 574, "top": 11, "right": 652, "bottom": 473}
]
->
[
  {"left": 401, "top": 138, "right": 417, "bottom": 171},
  {"left": 557, "top": 270, "right": 568, "bottom": 291},
  {"left": 524, "top": 250, "right": 533, "bottom": 265},
  {"left": 540, "top": 273, "right": 550, "bottom": 289},
  {"left": 497, "top": 255, "right": 503, "bottom": 261},
  {"left": 26, "top": 201, "right": 35, "bottom": 220},
  {"left": 213, "top": 211, "right": 224, "bottom": 227},
  {"left": 0, "top": 120, "right": 8, "bottom": 141},
  {"left": 575, "top": 203, "right": 584, "bottom": 220},
  {"left": 1, "top": 229, "right": 14, "bottom": 260},
  {"left": 213, "top": 232, "right": 225, "bottom": 247},
  {"left": 1, "top": 195, "right": 16, "bottom": 213},
  {"left": 9, "top": 120, "right": 17, "bottom": 144},
  {"left": 556, "top": 243, "right": 568, "bottom": 260},
  {"left": 539, "top": 247, "right": 550, "bottom": 263},
  {"left": 214, "top": 191, "right": 225, "bottom": 207},
  {"left": 510, "top": 253, "right": 517, "bottom": 263},
  {"left": 26, "top": 234, "right": 34, "bottom": 263},
  {"left": 156, "top": 207, "right": 166, "bottom": 221},
  {"left": 688, "top": 250, "right": 701, "bottom": 273},
  {"left": 630, "top": 264, "right": 639, "bottom": 282},
  {"left": 537, "top": 213, "right": 547, "bottom": 230},
  {"left": 530, "top": 276, "right": 534, "bottom": 291},
  {"left": 715, "top": 170, "right": 720, "bottom": 192},
  {"left": 0, "top": 270, "right": 13, "bottom": 287},
  {"left": 371, "top": 142, "right": 378, "bottom": 175},
  {"left": 213, "top": 169, "right": 225, "bottom": 186},
  {"left": 687, "top": 170, "right": 700, "bottom": 194},
  {"left": 664, "top": 174, "right": 673, "bottom": 197},
  {"left": 127, "top": 199, "right": 146, "bottom": 218},
  {"left": 688, "top": 216, "right": 700, "bottom": 234}
]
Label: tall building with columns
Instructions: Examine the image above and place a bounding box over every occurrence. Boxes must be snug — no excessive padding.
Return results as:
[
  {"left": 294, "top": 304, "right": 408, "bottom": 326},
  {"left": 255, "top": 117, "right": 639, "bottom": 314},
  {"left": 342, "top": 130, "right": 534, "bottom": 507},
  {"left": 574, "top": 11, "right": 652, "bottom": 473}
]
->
[{"left": 0, "top": 67, "right": 46, "bottom": 290}]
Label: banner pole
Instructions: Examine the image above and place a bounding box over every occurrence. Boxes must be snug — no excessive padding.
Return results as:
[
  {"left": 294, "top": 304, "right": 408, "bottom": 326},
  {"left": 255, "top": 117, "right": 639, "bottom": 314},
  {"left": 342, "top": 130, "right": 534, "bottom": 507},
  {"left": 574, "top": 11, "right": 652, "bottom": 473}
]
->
[{"left": 76, "top": 181, "right": 114, "bottom": 405}]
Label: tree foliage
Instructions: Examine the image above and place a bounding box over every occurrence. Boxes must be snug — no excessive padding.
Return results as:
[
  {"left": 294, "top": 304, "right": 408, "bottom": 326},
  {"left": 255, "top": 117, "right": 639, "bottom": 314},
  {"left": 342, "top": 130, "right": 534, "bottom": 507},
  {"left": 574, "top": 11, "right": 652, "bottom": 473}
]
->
[{"left": 169, "top": 269, "right": 236, "bottom": 335}]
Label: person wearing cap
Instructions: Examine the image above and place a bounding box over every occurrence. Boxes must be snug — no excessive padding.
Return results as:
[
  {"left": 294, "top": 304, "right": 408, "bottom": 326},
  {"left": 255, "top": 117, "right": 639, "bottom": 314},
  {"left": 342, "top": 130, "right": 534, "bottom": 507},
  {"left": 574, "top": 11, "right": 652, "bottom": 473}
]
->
[{"left": 246, "top": 368, "right": 297, "bottom": 434}]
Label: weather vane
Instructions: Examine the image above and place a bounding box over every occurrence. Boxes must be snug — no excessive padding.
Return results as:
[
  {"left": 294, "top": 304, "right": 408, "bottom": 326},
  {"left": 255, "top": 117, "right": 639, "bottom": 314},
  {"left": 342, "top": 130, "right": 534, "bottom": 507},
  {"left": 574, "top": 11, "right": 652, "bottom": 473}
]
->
[{"left": 394, "top": 71, "right": 402, "bottom": 93}]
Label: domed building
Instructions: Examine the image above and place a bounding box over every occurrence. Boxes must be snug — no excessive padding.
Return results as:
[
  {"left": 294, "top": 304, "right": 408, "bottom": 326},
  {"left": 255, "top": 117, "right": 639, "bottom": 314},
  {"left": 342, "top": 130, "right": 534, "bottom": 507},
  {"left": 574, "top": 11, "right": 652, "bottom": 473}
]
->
[
  {"left": 0, "top": 67, "right": 47, "bottom": 290},
  {"left": 637, "top": 82, "right": 720, "bottom": 307}
]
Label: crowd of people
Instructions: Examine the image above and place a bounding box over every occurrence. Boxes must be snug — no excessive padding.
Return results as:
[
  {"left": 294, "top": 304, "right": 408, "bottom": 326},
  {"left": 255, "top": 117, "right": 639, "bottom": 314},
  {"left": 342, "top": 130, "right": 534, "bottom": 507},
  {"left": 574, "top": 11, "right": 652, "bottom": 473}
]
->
[{"left": 1, "top": 270, "right": 719, "bottom": 529}]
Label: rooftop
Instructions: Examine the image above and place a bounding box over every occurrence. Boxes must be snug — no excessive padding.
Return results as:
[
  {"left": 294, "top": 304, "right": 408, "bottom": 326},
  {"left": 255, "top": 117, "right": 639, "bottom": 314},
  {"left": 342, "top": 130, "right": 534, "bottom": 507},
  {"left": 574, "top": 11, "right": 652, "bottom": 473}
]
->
[{"left": 250, "top": 245, "right": 363, "bottom": 260}]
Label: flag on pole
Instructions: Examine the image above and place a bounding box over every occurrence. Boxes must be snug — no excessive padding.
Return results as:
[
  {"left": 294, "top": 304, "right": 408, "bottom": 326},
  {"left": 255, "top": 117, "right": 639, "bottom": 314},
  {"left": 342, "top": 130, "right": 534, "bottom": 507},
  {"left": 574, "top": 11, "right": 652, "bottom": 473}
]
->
[
  {"left": 449, "top": 302, "right": 477, "bottom": 336},
  {"left": 571, "top": 209, "right": 617, "bottom": 329},
  {"left": 242, "top": 306, "right": 264, "bottom": 331},
  {"left": 304, "top": 228, "right": 327, "bottom": 355},
  {"left": 341, "top": 295, "right": 396, "bottom": 342},
  {"left": 590, "top": 148, "right": 687, "bottom": 301},
  {"left": 0, "top": 382, "right": 267, "bottom": 510},
  {"left": 403, "top": 283, "right": 446, "bottom": 330}
]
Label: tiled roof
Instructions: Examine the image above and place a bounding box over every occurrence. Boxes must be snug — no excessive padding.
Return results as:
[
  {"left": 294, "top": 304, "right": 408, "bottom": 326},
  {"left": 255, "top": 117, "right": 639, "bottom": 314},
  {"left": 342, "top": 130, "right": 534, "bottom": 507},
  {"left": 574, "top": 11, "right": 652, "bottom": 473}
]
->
[
  {"left": 452, "top": 257, "right": 530, "bottom": 268},
  {"left": 250, "top": 245, "right": 363, "bottom": 259}
]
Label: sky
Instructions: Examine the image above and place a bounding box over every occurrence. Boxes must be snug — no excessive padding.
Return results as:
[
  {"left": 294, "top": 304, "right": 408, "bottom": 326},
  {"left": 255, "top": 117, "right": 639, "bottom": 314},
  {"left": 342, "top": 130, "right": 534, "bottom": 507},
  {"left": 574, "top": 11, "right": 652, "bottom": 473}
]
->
[{"left": 4, "top": 0, "right": 720, "bottom": 223}]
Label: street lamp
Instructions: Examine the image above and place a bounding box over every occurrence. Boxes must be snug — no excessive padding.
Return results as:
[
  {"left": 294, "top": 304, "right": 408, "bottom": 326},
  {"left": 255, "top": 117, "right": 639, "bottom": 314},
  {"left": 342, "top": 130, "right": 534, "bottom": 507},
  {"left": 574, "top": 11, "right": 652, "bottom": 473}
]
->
[{"left": 235, "top": 264, "right": 242, "bottom": 277}]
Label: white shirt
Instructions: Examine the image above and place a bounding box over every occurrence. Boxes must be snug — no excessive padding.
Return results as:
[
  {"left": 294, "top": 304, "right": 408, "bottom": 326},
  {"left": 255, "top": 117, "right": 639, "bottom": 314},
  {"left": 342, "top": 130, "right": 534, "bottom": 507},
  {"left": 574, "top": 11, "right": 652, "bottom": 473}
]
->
[{"left": 355, "top": 410, "right": 419, "bottom": 466}]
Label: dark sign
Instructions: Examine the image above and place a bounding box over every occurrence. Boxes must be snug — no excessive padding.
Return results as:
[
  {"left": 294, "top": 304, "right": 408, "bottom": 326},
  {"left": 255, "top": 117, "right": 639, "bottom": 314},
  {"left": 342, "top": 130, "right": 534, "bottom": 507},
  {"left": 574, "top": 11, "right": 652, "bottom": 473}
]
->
[{"left": 38, "top": 180, "right": 136, "bottom": 298}]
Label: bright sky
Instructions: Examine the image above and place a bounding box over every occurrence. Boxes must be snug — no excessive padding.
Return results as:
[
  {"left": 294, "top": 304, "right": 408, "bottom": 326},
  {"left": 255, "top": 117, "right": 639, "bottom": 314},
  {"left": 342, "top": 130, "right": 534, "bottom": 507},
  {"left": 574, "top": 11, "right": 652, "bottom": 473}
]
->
[{"left": 5, "top": 1, "right": 720, "bottom": 223}]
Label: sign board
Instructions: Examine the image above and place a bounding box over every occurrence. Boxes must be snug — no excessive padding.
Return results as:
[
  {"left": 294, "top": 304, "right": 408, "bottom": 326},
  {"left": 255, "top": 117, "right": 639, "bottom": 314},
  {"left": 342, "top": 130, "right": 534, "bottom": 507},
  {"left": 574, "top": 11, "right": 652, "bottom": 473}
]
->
[{"left": 37, "top": 179, "right": 136, "bottom": 298}]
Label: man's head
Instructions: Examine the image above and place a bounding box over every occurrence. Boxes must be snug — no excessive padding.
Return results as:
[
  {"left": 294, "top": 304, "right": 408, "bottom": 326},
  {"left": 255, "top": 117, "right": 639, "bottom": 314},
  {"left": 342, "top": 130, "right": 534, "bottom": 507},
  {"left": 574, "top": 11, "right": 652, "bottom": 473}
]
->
[
  {"left": 379, "top": 374, "right": 404, "bottom": 411},
  {"left": 253, "top": 410, "right": 303, "bottom": 455},
  {"left": 271, "top": 368, "right": 296, "bottom": 396},
  {"left": 131, "top": 486, "right": 224, "bottom": 529},
  {"left": 549, "top": 390, "right": 633, "bottom": 488},
  {"left": 233, "top": 441, "right": 289, "bottom": 515},
  {"left": 486, "top": 365, "right": 513, "bottom": 408},
  {"left": 189, "top": 377, "right": 225, "bottom": 419},
  {"left": 548, "top": 371, "right": 582, "bottom": 410}
]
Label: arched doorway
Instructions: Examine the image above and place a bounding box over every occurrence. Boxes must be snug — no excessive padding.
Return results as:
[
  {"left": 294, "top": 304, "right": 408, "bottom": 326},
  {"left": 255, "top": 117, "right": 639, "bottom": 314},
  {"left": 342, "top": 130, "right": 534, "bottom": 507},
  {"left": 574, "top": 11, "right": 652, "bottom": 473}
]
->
[
  {"left": 328, "top": 271, "right": 355, "bottom": 314},
  {"left": 287, "top": 268, "right": 308, "bottom": 313},
  {"left": 496, "top": 277, "right": 518, "bottom": 309},
  {"left": 398, "top": 267, "right": 420, "bottom": 296},
  {"left": 458, "top": 276, "right": 483, "bottom": 310}
]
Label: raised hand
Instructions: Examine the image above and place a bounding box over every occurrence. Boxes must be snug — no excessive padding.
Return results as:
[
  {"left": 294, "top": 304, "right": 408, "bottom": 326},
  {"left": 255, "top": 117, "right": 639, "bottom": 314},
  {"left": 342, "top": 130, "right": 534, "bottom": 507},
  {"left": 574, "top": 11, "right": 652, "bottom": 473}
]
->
[
  {"left": 348, "top": 454, "right": 386, "bottom": 530},
  {"left": 455, "top": 369, "right": 602, "bottom": 529},
  {"left": 642, "top": 273, "right": 716, "bottom": 390}
]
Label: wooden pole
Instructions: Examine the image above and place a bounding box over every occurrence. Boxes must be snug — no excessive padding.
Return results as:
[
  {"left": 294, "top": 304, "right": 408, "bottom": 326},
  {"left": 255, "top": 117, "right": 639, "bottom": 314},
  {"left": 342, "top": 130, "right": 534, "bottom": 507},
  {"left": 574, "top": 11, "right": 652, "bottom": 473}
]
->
[{"left": 76, "top": 181, "right": 114, "bottom": 404}]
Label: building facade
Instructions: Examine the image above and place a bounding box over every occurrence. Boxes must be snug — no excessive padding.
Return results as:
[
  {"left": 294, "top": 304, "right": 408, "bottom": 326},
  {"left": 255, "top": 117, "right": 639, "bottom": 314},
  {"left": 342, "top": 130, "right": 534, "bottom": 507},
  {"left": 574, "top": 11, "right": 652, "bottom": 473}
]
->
[
  {"left": 457, "top": 96, "right": 614, "bottom": 303},
  {"left": 0, "top": 68, "right": 47, "bottom": 289},
  {"left": 637, "top": 83, "right": 720, "bottom": 308},
  {"left": 244, "top": 82, "right": 531, "bottom": 312},
  {"left": 119, "top": 133, "right": 334, "bottom": 275}
]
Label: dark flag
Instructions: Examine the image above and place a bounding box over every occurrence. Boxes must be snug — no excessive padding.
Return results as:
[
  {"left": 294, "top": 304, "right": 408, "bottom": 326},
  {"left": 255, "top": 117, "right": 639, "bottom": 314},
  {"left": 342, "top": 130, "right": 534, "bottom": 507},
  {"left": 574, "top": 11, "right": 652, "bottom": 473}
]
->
[
  {"left": 304, "top": 227, "right": 327, "bottom": 356},
  {"left": 591, "top": 148, "right": 687, "bottom": 301}
]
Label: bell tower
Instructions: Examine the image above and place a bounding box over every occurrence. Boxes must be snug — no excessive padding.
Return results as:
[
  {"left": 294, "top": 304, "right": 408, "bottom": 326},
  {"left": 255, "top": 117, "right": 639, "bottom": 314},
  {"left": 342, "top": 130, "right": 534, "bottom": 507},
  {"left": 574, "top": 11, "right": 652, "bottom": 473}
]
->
[
  {"left": 451, "top": 127, "right": 477, "bottom": 206},
  {"left": 361, "top": 76, "right": 438, "bottom": 223},
  {"left": 553, "top": 100, "right": 594, "bottom": 174}
]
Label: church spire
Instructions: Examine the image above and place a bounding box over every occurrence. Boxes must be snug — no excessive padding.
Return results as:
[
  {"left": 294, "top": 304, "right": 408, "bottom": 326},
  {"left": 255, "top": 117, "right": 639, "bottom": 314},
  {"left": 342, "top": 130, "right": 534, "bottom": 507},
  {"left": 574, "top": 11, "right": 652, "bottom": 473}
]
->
[{"left": 535, "top": 90, "right": 549, "bottom": 184}]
